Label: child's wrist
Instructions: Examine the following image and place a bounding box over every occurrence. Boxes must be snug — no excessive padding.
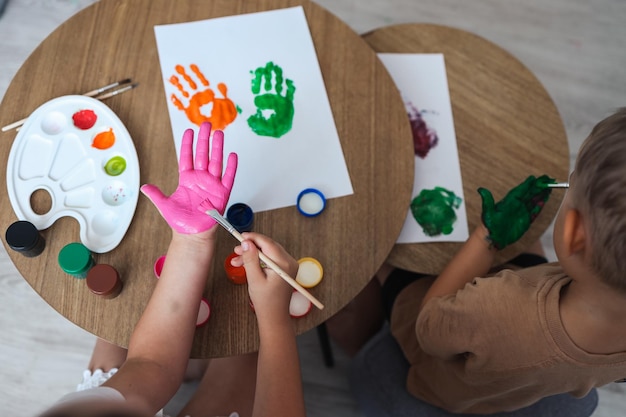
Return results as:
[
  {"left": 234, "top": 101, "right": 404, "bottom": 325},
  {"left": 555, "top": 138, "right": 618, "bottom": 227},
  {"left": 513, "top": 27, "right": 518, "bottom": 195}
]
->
[
  {"left": 169, "top": 229, "right": 218, "bottom": 261},
  {"left": 171, "top": 226, "right": 218, "bottom": 245},
  {"left": 473, "top": 225, "right": 498, "bottom": 252},
  {"left": 256, "top": 309, "right": 294, "bottom": 330}
]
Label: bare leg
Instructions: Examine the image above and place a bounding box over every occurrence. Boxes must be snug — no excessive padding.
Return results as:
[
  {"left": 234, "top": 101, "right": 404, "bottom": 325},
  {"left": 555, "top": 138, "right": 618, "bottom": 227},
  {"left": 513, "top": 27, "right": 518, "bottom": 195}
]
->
[
  {"left": 325, "top": 273, "right": 386, "bottom": 357},
  {"left": 183, "top": 359, "right": 209, "bottom": 382},
  {"left": 88, "top": 338, "right": 208, "bottom": 382},
  {"left": 88, "top": 338, "right": 127, "bottom": 372},
  {"left": 177, "top": 352, "right": 258, "bottom": 417}
]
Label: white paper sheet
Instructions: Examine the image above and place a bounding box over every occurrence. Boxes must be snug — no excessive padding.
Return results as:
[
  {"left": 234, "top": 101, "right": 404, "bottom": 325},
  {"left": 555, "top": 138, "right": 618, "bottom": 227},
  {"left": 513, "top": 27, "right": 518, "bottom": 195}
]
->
[
  {"left": 378, "top": 53, "right": 469, "bottom": 243},
  {"left": 154, "top": 7, "right": 353, "bottom": 213}
]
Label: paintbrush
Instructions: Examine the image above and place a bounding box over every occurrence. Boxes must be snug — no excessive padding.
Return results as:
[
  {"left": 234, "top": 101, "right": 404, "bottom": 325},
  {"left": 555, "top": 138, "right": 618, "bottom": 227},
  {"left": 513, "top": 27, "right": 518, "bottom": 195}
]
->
[
  {"left": 2, "top": 78, "right": 136, "bottom": 132},
  {"left": 546, "top": 182, "right": 569, "bottom": 188},
  {"left": 203, "top": 205, "right": 324, "bottom": 310}
]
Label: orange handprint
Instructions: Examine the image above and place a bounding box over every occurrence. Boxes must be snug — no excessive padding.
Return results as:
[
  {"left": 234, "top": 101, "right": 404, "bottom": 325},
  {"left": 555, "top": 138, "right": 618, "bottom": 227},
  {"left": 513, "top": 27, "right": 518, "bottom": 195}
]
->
[{"left": 169, "top": 64, "right": 238, "bottom": 130}]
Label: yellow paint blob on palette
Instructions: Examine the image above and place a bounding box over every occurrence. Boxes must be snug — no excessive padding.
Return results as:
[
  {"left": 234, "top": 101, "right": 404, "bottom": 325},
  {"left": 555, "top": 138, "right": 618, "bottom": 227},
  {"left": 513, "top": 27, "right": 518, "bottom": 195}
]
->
[{"left": 6, "top": 95, "right": 140, "bottom": 253}]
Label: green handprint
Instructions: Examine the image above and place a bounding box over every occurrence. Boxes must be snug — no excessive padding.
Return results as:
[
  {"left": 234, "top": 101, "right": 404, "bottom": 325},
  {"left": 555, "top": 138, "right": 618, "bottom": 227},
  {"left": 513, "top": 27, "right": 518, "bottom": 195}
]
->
[
  {"left": 247, "top": 61, "right": 296, "bottom": 138},
  {"left": 478, "top": 175, "right": 555, "bottom": 250},
  {"left": 411, "top": 187, "right": 462, "bottom": 237}
]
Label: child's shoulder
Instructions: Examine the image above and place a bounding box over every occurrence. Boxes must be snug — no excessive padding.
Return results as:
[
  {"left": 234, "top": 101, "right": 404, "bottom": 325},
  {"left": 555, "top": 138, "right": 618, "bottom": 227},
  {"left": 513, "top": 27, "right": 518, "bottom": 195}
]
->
[
  {"left": 493, "top": 261, "right": 566, "bottom": 288},
  {"left": 462, "top": 262, "right": 569, "bottom": 306}
]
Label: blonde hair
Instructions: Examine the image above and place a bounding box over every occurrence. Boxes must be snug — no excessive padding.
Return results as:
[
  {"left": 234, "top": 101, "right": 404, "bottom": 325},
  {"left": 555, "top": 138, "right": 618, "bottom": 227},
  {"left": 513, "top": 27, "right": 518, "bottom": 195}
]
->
[{"left": 571, "top": 108, "right": 626, "bottom": 291}]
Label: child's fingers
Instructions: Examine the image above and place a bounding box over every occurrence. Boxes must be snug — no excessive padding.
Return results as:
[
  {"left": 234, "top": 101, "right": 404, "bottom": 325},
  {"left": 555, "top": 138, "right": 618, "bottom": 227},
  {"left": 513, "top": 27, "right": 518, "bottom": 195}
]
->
[
  {"left": 229, "top": 252, "right": 243, "bottom": 267},
  {"left": 237, "top": 233, "right": 298, "bottom": 277},
  {"left": 241, "top": 232, "right": 287, "bottom": 259},
  {"left": 140, "top": 184, "right": 168, "bottom": 208},
  {"left": 222, "top": 152, "right": 238, "bottom": 190},
  {"left": 179, "top": 128, "right": 195, "bottom": 172},
  {"left": 209, "top": 128, "right": 224, "bottom": 177},
  {"left": 195, "top": 122, "right": 211, "bottom": 171},
  {"left": 240, "top": 240, "right": 265, "bottom": 281}
]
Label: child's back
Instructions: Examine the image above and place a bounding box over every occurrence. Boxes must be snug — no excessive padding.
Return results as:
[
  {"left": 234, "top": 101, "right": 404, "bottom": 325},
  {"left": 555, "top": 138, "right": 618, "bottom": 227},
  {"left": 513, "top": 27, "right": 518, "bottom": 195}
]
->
[{"left": 389, "top": 108, "right": 626, "bottom": 413}]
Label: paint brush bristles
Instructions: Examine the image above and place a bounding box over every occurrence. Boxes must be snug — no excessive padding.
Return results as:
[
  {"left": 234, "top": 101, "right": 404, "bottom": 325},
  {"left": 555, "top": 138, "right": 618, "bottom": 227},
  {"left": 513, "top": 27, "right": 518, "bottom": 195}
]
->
[
  {"left": 83, "top": 78, "right": 132, "bottom": 98},
  {"left": 547, "top": 182, "right": 569, "bottom": 188},
  {"left": 204, "top": 206, "right": 324, "bottom": 310}
]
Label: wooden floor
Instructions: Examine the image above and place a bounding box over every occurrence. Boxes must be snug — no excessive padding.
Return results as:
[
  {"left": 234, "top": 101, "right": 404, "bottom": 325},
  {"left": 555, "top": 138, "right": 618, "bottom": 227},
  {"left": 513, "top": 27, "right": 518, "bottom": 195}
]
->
[{"left": 1, "top": 0, "right": 625, "bottom": 415}]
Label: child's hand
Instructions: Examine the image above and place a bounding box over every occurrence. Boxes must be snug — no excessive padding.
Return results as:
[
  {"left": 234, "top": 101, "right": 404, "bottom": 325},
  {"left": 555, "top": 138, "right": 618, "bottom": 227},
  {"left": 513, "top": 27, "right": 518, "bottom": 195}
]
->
[
  {"left": 232, "top": 233, "right": 298, "bottom": 321},
  {"left": 478, "top": 175, "right": 554, "bottom": 250},
  {"left": 141, "top": 122, "right": 238, "bottom": 234}
]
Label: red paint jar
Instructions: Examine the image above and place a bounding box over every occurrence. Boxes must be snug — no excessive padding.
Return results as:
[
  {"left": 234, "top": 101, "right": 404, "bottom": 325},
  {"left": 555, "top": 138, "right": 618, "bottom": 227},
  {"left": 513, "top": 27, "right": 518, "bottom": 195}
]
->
[{"left": 224, "top": 252, "right": 247, "bottom": 285}]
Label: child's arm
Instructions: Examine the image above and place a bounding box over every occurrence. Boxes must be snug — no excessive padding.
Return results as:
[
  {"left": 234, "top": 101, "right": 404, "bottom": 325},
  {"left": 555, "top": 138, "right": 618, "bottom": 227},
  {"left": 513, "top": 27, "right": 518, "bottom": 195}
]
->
[
  {"left": 232, "top": 233, "right": 306, "bottom": 417},
  {"left": 102, "top": 122, "right": 237, "bottom": 413},
  {"left": 420, "top": 175, "right": 553, "bottom": 310},
  {"left": 420, "top": 224, "right": 496, "bottom": 309},
  {"left": 105, "top": 230, "right": 216, "bottom": 411}
]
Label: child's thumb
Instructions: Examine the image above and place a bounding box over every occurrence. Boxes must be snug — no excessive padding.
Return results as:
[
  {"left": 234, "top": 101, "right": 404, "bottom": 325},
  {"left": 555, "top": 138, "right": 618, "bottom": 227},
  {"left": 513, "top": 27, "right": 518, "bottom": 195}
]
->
[
  {"left": 140, "top": 184, "right": 167, "bottom": 208},
  {"left": 241, "top": 241, "right": 263, "bottom": 277}
]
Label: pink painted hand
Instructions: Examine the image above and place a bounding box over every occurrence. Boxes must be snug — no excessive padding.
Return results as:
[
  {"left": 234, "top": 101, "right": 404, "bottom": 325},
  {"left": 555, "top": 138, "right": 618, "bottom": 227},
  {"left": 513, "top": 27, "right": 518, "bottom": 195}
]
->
[{"left": 141, "top": 122, "right": 238, "bottom": 234}]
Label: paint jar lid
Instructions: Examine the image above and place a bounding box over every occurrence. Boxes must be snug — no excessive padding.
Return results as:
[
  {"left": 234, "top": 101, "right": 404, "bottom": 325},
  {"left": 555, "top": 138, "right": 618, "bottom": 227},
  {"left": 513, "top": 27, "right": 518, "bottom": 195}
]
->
[
  {"left": 153, "top": 255, "right": 166, "bottom": 279},
  {"left": 58, "top": 242, "right": 93, "bottom": 277},
  {"left": 226, "top": 202, "right": 254, "bottom": 232},
  {"left": 297, "top": 188, "right": 326, "bottom": 217},
  {"left": 5, "top": 220, "right": 42, "bottom": 252},
  {"left": 86, "top": 264, "right": 122, "bottom": 297},
  {"left": 196, "top": 298, "right": 211, "bottom": 327},
  {"left": 296, "top": 257, "right": 324, "bottom": 288}
]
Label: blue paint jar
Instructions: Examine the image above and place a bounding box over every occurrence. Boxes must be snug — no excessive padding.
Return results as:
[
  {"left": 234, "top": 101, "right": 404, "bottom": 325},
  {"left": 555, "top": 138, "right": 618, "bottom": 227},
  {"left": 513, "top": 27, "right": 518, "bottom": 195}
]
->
[{"left": 226, "top": 203, "right": 254, "bottom": 233}]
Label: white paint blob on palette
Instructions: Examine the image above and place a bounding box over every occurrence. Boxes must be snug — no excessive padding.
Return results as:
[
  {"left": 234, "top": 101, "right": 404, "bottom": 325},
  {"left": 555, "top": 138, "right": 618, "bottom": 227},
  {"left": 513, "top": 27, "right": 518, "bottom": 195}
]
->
[{"left": 6, "top": 95, "right": 140, "bottom": 253}]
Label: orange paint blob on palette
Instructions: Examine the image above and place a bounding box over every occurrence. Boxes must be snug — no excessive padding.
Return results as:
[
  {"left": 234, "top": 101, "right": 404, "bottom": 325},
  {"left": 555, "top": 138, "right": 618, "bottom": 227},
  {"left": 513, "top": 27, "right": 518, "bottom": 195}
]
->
[
  {"left": 6, "top": 95, "right": 140, "bottom": 253},
  {"left": 92, "top": 128, "right": 116, "bottom": 149}
]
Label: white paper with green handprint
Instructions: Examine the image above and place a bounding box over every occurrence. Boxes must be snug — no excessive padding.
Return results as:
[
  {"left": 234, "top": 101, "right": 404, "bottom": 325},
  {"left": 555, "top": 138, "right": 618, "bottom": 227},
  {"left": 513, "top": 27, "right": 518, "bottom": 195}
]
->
[
  {"left": 247, "top": 61, "right": 296, "bottom": 138},
  {"left": 154, "top": 7, "right": 353, "bottom": 213}
]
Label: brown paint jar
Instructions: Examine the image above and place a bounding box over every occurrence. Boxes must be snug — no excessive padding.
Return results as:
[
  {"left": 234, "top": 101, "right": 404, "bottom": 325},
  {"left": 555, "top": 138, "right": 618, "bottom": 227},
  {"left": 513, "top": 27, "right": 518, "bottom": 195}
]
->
[{"left": 86, "top": 264, "right": 123, "bottom": 299}]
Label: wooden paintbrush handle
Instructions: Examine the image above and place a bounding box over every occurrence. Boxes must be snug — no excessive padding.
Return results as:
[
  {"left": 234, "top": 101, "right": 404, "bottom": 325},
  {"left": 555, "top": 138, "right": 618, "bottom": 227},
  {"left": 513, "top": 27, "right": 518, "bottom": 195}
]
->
[{"left": 257, "top": 251, "right": 324, "bottom": 310}]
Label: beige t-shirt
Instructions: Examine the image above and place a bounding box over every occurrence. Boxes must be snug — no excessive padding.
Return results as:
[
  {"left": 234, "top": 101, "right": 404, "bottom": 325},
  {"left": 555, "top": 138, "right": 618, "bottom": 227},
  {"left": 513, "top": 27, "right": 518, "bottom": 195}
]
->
[{"left": 390, "top": 263, "right": 626, "bottom": 414}]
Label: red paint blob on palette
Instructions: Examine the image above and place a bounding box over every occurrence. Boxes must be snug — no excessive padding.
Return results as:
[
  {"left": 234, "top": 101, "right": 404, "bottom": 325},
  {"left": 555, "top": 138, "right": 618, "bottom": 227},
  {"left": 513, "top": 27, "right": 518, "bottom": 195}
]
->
[
  {"left": 72, "top": 109, "right": 97, "bottom": 130},
  {"left": 92, "top": 128, "right": 116, "bottom": 149}
]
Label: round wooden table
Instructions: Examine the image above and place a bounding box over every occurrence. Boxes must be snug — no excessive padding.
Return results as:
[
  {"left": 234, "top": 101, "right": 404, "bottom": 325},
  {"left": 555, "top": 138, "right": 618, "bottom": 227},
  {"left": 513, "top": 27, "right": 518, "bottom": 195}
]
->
[
  {"left": 363, "top": 24, "right": 570, "bottom": 275},
  {"left": 0, "top": 0, "right": 414, "bottom": 357}
]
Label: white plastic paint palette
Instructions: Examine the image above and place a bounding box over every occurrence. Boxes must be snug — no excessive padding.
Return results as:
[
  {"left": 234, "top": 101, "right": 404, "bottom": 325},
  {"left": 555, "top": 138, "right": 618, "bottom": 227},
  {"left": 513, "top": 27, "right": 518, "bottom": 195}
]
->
[{"left": 6, "top": 95, "right": 140, "bottom": 253}]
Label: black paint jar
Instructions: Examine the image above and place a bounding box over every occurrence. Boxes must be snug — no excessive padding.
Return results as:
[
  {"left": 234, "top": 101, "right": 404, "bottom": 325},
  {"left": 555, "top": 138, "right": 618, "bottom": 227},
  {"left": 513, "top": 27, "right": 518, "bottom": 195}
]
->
[{"left": 5, "top": 220, "right": 46, "bottom": 257}]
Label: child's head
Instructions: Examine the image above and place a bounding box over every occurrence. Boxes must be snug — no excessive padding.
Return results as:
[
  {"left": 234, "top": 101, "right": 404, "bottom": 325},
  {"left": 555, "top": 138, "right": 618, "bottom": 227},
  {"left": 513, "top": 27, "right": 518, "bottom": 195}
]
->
[{"left": 568, "top": 108, "right": 626, "bottom": 291}]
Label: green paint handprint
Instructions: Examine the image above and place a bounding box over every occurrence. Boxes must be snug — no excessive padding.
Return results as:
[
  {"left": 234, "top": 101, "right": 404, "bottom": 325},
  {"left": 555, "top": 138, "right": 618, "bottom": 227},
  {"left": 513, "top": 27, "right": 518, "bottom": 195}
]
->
[
  {"left": 478, "top": 175, "right": 554, "bottom": 250},
  {"left": 247, "top": 61, "right": 296, "bottom": 138},
  {"left": 411, "top": 187, "right": 462, "bottom": 236}
]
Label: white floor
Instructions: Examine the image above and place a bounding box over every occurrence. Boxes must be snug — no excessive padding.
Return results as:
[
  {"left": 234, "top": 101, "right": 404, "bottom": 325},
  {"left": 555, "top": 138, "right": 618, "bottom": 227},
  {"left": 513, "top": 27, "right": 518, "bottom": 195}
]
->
[{"left": 1, "top": 0, "right": 625, "bottom": 416}]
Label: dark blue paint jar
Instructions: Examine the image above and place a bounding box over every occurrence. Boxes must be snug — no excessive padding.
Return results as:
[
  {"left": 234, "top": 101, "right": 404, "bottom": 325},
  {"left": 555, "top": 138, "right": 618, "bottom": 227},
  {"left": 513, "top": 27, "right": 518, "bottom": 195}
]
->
[
  {"left": 5, "top": 220, "right": 45, "bottom": 257},
  {"left": 226, "top": 203, "right": 254, "bottom": 233}
]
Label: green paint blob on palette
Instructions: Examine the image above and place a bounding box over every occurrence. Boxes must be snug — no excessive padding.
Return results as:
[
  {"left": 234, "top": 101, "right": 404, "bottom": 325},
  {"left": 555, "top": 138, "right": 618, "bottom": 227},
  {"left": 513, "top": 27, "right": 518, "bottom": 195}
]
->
[
  {"left": 104, "top": 156, "right": 127, "bottom": 176},
  {"left": 6, "top": 95, "right": 140, "bottom": 253}
]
